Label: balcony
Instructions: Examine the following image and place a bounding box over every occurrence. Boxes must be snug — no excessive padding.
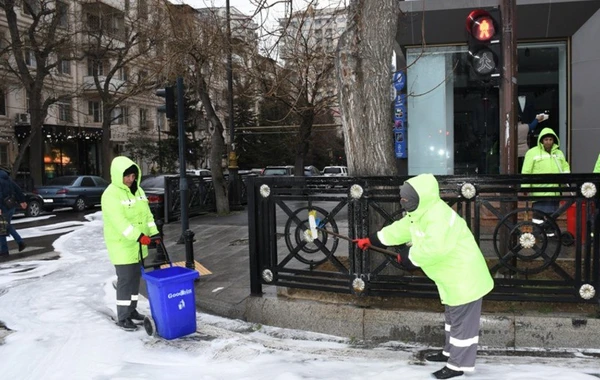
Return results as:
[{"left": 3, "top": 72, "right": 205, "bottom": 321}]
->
[{"left": 82, "top": 75, "right": 126, "bottom": 94}]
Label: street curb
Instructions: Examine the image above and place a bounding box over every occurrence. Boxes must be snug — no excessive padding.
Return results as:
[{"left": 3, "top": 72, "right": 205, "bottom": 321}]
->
[{"left": 243, "top": 295, "right": 600, "bottom": 350}]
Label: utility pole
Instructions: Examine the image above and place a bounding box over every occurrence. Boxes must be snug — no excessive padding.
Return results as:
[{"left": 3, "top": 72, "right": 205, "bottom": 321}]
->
[{"left": 499, "top": 0, "right": 517, "bottom": 174}]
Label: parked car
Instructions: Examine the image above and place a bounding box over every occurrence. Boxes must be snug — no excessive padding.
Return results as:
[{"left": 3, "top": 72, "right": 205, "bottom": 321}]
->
[
  {"left": 304, "top": 166, "right": 321, "bottom": 176},
  {"left": 140, "top": 174, "right": 215, "bottom": 222},
  {"left": 261, "top": 166, "right": 294, "bottom": 176},
  {"left": 13, "top": 192, "right": 44, "bottom": 217},
  {"left": 322, "top": 166, "right": 348, "bottom": 176},
  {"left": 186, "top": 169, "right": 212, "bottom": 178},
  {"left": 33, "top": 175, "right": 109, "bottom": 212}
]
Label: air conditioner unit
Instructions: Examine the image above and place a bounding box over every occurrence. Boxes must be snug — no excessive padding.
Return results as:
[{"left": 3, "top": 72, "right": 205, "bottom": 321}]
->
[{"left": 15, "top": 113, "right": 31, "bottom": 124}]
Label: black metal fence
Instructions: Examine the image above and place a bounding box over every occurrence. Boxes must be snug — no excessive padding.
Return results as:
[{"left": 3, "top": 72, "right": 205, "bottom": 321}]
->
[
  {"left": 247, "top": 174, "right": 600, "bottom": 303},
  {"left": 162, "top": 173, "right": 256, "bottom": 223}
]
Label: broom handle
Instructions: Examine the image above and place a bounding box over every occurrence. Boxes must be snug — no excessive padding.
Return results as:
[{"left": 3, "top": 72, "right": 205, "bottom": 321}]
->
[{"left": 316, "top": 227, "right": 400, "bottom": 258}]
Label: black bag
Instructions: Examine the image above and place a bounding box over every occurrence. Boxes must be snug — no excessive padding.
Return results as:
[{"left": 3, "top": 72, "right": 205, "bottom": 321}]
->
[
  {"left": 3, "top": 195, "right": 17, "bottom": 209},
  {"left": 0, "top": 215, "right": 7, "bottom": 236}
]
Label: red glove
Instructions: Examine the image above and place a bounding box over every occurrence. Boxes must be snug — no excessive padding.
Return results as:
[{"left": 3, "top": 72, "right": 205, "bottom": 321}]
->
[
  {"left": 139, "top": 235, "right": 152, "bottom": 245},
  {"left": 397, "top": 254, "right": 402, "bottom": 263},
  {"left": 353, "top": 237, "right": 371, "bottom": 251}
]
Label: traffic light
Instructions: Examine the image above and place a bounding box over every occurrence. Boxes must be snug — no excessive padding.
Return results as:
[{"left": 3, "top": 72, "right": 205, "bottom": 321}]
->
[
  {"left": 156, "top": 86, "right": 176, "bottom": 120},
  {"left": 465, "top": 8, "right": 502, "bottom": 84}
]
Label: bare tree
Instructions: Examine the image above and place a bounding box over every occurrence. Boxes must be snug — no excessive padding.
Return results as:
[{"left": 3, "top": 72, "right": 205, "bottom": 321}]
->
[
  {"left": 78, "top": 0, "right": 168, "bottom": 180},
  {"left": 258, "top": 1, "right": 342, "bottom": 176},
  {"left": 0, "top": 0, "right": 76, "bottom": 183},
  {"left": 164, "top": 4, "right": 232, "bottom": 214},
  {"left": 336, "top": 0, "right": 399, "bottom": 176}
]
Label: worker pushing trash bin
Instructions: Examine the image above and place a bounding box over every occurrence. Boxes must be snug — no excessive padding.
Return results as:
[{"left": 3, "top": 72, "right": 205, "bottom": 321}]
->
[{"left": 140, "top": 237, "right": 199, "bottom": 340}]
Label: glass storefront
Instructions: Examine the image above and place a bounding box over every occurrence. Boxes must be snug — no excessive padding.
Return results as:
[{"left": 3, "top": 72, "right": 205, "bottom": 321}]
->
[
  {"left": 16, "top": 125, "right": 102, "bottom": 184},
  {"left": 406, "top": 41, "right": 567, "bottom": 175}
]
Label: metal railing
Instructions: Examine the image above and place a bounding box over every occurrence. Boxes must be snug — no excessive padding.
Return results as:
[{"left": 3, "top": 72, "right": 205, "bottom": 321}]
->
[
  {"left": 163, "top": 176, "right": 215, "bottom": 223},
  {"left": 247, "top": 174, "right": 600, "bottom": 303}
]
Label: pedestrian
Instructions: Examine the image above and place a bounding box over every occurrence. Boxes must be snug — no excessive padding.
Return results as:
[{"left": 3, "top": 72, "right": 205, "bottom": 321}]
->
[
  {"left": 521, "top": 127, "right": 570, "bottom": 232},
  {"left": 0, "top": 168, "right": 28, "bottom": 256},
  {"left": 353, "top": 173, "right": 494, "bottom": 379},
  {"left": 518, "top": 113, "right": 547, "bottom": 172},
  {"left": 101, "top": 156, "right": 160, "bottom": 331}
]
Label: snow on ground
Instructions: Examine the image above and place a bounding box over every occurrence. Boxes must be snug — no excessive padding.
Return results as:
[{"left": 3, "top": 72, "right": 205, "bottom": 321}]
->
[{"left": 0, "top": 212, "right": 598, "bottom": 379}]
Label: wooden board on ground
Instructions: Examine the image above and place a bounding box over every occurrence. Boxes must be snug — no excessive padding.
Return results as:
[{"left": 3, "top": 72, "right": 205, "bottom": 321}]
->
[{"left": 161, "top": 260, "right": 212, "bottom": 275}]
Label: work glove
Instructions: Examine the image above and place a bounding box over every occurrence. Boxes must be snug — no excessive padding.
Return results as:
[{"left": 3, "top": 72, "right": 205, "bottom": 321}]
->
[
  {"left": 138, "top": 234, "right": 152, "bottom": 246},
  {"left": 353, "top": 237, "right": 371, "bottom": 251},
  {"left": 150, "top": 234, "right": 162, "bottom": 245}
]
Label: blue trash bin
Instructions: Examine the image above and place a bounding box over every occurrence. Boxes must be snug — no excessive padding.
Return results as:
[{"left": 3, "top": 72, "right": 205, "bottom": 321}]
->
[{"left": 142, "top": 266, "right": 199, "bottom": 340}]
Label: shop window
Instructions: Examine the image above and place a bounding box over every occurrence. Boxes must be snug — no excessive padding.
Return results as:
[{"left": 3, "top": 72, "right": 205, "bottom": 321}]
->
[{"left": 406, "top": 41, "right": 567, "bottom": 175}]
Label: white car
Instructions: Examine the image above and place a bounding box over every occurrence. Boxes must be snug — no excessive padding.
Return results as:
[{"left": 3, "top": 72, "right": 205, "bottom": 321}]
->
[
  {"left": 322, "top": 166, "right": 348, "bottom": 176},
  {"left": 186, "top": 169, "right": 212, "bottom": 178}
]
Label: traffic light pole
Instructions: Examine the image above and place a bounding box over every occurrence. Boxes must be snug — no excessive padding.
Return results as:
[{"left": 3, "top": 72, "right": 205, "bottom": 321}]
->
[
  {"left": 176, "top": 77, "right": 195, "bottom": 269},
  {"left": 498, "top": 0, "right": 518, "bottom": 277},
  {"left": 499, "top": 0, "right": 517, "bottom": 174}
]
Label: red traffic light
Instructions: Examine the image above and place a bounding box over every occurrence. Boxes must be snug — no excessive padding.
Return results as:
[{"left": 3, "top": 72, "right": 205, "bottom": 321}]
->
[{"left": 466, "top": 9, "right": 496, "bottom": 42}]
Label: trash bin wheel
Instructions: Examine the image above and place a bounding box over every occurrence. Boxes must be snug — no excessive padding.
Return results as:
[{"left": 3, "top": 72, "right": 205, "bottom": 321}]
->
[
  {"left": 561, "top": 231, "right": 574, "bottom": 247},
  {"left": 143, "top": 315, "right": 157, "bottom": 337}
]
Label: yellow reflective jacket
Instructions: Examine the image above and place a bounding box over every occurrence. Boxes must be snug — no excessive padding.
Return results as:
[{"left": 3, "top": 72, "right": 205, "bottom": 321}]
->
[
  {"left": 101, "top": 156, "right": 158, "bottom": 265},
  {"left": 521, "top": 127, "right": 570, "bottom": 196},
  {"left": 377, "top": 174, "right": 494, "bottom": 306},
  {"left": 594, "top": 154, "right": 600, "bottom": 173}
]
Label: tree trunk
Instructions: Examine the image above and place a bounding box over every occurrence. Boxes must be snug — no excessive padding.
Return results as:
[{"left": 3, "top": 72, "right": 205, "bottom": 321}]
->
[
  {"left": 197, "top": 78, "right": 229, "bottom": 214},
  {"left": 102, "top": 109, "right": 115, "bottom": 181},
  {"left": 336, "top": 0, "right": 399, "bottom": 176},
  {"left": 27, "top": 95, "right": 44, "bottom": 186},
  {"left": 294, "top": 109, "right": 315, "bottom": 176}
]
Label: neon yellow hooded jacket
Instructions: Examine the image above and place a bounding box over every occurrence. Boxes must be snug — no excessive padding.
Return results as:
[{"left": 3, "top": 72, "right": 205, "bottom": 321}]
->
[
  {"left": 376, "top": 174, "right": 494, "bottom": 306},
  {"left": 594, "top": 154, "right": 600, "bottom": 173},
  {"left": 101, "top": 156, "right": 159, "bottom": 265},
  {"left": 521, "top": 127, "right": 570, "bottom": 196}
]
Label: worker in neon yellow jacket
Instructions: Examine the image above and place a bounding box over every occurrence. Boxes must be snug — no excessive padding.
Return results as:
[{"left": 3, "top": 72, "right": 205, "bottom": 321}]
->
[
  {"left": 521, "top": 127, "right": 570, "bottom": 227},
  {"left": 354, "top": 174, "right": 493, "bottom": 380}
]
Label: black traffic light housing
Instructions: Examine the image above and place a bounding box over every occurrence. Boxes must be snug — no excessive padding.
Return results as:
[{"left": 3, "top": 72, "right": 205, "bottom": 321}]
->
[
  {"left": 156, "top": 86, "right": 176, "bottom": 120},
  {"left": 466, "top": 8, "right": 502, "bottom": 85}
]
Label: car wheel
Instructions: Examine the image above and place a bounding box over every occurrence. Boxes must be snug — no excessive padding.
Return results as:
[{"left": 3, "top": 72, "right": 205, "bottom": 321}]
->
[
  {"left": 73, "top": 197, "right": 86, "bottom": 212},
  {"left": 26, "top": 200, "right": 42, "bottom": 217}
]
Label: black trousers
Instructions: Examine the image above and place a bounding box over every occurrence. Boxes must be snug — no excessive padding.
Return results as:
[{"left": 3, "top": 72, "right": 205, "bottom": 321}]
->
[{"left": 115, "top": 263, "right": 141, "bottom": 322}]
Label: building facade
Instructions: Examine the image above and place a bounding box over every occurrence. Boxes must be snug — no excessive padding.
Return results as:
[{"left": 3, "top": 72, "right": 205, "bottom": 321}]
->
[
  {"left": 0, "top": 0, "right": 165, "bottom": 187},
  {"left": 397, "top": 0, "right": 600, "bottom": 175}
]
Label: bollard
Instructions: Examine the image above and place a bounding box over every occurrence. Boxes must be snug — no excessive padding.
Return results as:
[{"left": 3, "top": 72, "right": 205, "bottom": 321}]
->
[{"left": 184, "top": 229, "right": 195, "bottom": 271}]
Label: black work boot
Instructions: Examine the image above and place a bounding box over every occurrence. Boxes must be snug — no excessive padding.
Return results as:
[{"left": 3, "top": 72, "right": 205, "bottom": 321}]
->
[
  {"left": 117, "top": 318, "right": 138, "bottom": 331},
  {"left": 426, "top": 351, "right": 449, "bottom": 362},
  {"left": 129, "top": 310, "right": 145, "bottom": 322},
  {"left": 432, "top": 366, "right": 464, "bottom": 379}
]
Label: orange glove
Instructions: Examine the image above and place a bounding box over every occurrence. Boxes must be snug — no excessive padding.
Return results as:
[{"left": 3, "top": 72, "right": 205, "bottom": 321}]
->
[
  {"left": 138, "top": 235, "right": 151, "bottom": 245},
  {"left": 353, "top": 237, "right": 371, "bottom": 251}
]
